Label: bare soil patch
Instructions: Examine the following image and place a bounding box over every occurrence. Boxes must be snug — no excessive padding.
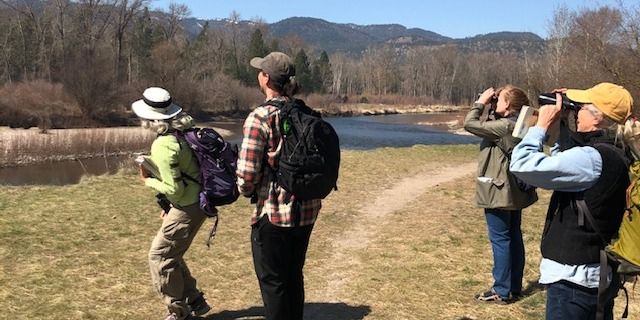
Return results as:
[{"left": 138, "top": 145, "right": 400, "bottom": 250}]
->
[{"left": 318, "top": 162, "right": 477, "bottom": 301}]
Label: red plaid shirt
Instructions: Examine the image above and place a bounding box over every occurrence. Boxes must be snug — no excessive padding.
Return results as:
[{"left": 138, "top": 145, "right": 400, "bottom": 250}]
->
[{"left": 236, "top": 97, "right": 322, "bottom": 227}]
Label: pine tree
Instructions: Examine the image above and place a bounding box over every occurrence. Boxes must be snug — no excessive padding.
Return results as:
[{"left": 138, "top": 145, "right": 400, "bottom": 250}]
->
[
  {"left": 246, "top": 29, "right": 269, "bottom": 85},
  {"left": 269, "top": 39, "right": 280, "bottom": 52},
  {"left": 294, "top": 49, "right": 313, "bottom": 93},
  {"left": 312, "top": 51, "right": 333, "bottom": 94},
  {"left": 247, "top": 29, "right": 268, "bottom": 59}
]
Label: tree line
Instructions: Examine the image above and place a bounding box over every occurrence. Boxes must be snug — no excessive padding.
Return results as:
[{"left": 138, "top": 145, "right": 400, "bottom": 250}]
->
[{"left": 0, "top": 0, "right": 638, "bottom": 130}]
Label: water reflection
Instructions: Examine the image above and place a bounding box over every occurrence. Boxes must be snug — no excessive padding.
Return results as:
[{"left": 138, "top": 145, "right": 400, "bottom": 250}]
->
[
  {"left": 0, "top": 113, "right": 479, "bottom": 186},
  {"left": 0, "top": 155, "right": 131, "bottom": 186}
]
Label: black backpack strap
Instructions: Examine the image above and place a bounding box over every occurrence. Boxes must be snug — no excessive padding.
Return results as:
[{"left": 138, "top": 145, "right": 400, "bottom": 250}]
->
[
  {"left": 620, "top": 282, "right": 630, "bottom": 319},
  {"left": 206, "top": 214, "right": 219, "bottom": 248},
  {"left": 574, "top": 194, "right": 623, "bottom": 320},
  {"left": 260, "top": 98, "right": 287, "bottom": 110}
]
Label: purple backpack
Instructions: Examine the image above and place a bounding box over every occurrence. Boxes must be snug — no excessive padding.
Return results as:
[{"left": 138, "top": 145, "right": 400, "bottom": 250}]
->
[{"left": 175, "top": 128, "right": 239, "bottom": 216}]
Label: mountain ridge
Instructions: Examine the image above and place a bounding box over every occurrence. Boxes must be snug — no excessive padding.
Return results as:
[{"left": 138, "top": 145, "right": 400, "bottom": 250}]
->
[{"left": 181, "top": 16, "right": 545, "bottom": 55}]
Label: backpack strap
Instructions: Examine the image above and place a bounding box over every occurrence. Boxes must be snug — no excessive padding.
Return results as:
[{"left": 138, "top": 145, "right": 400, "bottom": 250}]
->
[
  {"left": 172, "top": 130, "right": 202, "bottom": 186},
  {"left": 575, "top": 194, "right": 625, "bottom": 320},
  {"left": 206, "top": 214, "right": 219, "bottom": 248}
]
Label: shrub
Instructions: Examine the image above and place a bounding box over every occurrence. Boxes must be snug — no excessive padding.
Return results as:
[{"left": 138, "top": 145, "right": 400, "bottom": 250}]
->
[{"left": 0, "top": 81, "right": 81, "bottom": 131}]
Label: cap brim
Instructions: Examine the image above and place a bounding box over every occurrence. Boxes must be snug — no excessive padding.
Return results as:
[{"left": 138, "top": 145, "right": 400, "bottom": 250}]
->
[
  {"left": 250, "top": 57, "right": 264, "bottom": 70},
  {"left": 565, "top": 89, "right": 592, "bottom": 104},
  {"left": 132, "top": 100, "right": 182, "bottom": 120}
]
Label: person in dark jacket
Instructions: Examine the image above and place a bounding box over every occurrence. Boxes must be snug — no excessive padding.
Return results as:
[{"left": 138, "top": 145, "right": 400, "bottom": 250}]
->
[
  {"left": 464, "top": 85, "right": 538, "bottom": 303},
  {"left": 510, "top": 82, "right": 633, "bottom": 320}
]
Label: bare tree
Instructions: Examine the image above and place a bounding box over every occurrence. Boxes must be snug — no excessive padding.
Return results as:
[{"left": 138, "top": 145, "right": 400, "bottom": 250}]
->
[
  {"left": 617, "top": 2, "right": 640, "bottom": 90},
  {"left": 545, "top": 5, "right": 573, "bottom": 86},
  {"left": 113, "top": 0, "right": 147, "bottom": 81},
  {"left": 0, "top": 0, "right": 54, "bottom": 80},
  {"left": 52, "top": 0, "right": 70, "bottom": 69},
  {"left": 361, "top": 45, "right": 399, "bottom": 95},
  {"left": 160, "top": 2, "right": 190, "bottom": 41}
]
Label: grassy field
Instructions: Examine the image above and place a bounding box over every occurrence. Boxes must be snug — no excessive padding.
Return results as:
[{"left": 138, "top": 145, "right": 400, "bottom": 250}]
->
[{"left": 0, "top": 145, "right": 636, "bottom": 320}]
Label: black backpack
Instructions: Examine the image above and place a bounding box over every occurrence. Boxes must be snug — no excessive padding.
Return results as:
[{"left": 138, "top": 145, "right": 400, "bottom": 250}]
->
[{"left": 263, "top": 99, "right": 340, "bottom": 200}]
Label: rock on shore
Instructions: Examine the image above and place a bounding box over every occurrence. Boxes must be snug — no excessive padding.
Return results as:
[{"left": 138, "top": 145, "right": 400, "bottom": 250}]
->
[{"left": 317, "top": 104, "right": 466, "bottom": 117}]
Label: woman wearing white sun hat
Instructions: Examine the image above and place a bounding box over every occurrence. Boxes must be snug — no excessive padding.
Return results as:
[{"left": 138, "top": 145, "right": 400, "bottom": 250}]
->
[{"left": 132, "top": 87, "right": 211, "bottom": 320}]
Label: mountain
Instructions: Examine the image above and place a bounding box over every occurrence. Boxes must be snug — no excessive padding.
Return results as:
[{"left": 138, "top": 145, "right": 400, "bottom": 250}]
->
[
  {"left": 268, "top": 17, "right": 378, "bottom": 53},
  {"left": 455, "top": 31, "right": 545, "bottom": 55},
  {"left": 182, "top": 16, "right": 544, "bottom": 55}
]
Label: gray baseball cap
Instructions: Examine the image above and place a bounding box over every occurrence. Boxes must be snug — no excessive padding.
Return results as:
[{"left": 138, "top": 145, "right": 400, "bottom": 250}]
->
[{"left": 250, "top": 52, "right": 296, "bottom": 84}]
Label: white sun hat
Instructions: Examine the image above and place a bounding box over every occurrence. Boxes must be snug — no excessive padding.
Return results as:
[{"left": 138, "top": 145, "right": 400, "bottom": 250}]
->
[{"left": 131, "top": 87, "right": 182, "bottom": 120}]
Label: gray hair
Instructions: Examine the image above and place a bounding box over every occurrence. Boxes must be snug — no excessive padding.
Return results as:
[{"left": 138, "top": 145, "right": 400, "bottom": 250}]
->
[{"left": 140, "top": 112, "right": 193, "bottom": 134}]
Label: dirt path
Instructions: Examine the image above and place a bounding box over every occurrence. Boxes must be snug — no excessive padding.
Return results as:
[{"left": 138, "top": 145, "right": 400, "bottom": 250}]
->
[{"left": 316, "top": 162, "right": 477, "bottom": 301}]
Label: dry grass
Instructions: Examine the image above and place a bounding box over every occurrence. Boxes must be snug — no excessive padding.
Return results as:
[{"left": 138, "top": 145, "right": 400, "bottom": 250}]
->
[
  {"left": 0, "top": 145, "right": 637, "bottom": 320},
  {"left": 0, "top": 127, "right": 156, "bottom": 166}
]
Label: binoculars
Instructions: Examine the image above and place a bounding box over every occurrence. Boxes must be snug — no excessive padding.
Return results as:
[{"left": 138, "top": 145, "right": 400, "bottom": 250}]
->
[
  {"left": 156, "top": 193, "right": 172, "bottom": 213},
  {"left": 538, "top": 93, "right": 581, "bottom": 111}
]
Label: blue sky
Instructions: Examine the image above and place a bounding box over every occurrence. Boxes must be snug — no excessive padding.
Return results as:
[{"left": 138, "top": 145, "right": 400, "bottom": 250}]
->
[{"left": 152, "top": 0, "right": 626, "bottom": 39}]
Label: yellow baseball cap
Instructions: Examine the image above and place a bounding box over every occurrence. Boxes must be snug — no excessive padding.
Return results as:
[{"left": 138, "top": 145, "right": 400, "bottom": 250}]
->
[{"left": 566, "top": 82, "right": 633, "bottom": 124}]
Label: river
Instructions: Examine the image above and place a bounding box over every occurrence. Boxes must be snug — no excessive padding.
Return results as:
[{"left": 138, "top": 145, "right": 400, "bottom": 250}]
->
[{"left": 0, "top": 113, "right": 479, "bottom": 186}]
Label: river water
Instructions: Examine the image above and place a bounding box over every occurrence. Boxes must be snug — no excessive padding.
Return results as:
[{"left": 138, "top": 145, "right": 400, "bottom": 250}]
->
[{"left": 0, "top": 113, "right": 479, "bottom": 186}]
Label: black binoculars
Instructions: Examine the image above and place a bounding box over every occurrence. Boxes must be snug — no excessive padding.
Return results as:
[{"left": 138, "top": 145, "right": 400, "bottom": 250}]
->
[
  {"left": 538, "top": 93, "right": 582, "bottom": 111},
  {"left": 156, "top": 193, "right": 172, "bottom": 213}
]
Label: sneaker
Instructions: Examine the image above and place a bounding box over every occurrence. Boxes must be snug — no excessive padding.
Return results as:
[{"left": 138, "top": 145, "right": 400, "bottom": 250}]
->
[
  {"left": 164, "top": 312, "right": 193, "bottom": 320},
  {"left": 188, "top": 293, "right": 211, "bottom": 316},
  {"left": 164, "top": 313, "right": 179, "bottom": 320},
  {"left": 475, "top": 288, "right": 511, "bottom": 304}
]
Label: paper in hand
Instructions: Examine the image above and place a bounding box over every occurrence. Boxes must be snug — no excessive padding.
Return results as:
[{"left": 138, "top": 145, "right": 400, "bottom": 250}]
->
[{"left": 512, "top": 106, "right": 538, "bottom": 139}]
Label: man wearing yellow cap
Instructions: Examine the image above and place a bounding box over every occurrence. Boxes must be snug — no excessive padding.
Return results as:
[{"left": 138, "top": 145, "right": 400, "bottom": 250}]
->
[{"left": 510, "top": 82, "right": 634, "bottom": 320}]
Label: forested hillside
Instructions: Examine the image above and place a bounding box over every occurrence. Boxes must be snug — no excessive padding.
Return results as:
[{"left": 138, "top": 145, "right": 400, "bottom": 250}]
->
[{"left": 0, "top": 1, "right": 638, "bottom": 129}]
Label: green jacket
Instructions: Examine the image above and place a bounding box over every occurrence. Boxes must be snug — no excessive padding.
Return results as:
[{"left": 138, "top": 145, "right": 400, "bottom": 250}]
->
[
  {"left": 463, "top": 103, "right": 537, "bottom": 209},
  {"left": 145, "top": 133, "right": 201, "bottom": 207}
]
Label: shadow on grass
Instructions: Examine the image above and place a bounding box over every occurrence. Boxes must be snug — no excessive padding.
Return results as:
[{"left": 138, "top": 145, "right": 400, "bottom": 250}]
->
[
  {"left": 520, "top": 279, "right": 545, "bottom": 299},
  {"left": 202, "top": 302, "right": 372, "bottom": 320}
]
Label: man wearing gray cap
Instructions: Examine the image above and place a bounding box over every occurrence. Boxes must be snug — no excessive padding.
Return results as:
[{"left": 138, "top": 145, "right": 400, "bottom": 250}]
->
[{"left": 237, "top": 52, "right": 320, "bottom": 320}]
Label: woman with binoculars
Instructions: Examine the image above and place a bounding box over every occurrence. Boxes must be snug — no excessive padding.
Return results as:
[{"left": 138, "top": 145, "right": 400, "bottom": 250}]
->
[{"left": 464, "top": 85, "right": 538, "bottom": 304}]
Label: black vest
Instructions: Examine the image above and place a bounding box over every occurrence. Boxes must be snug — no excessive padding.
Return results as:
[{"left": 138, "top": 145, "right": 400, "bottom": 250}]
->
[{"left": 541, "top": 143, "right": 629, "bottom": 265}]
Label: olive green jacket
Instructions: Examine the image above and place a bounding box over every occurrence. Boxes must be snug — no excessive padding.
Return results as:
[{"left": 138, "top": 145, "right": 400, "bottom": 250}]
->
[{"left": 463, "top": 103, "right": 538, "bottom": 209}]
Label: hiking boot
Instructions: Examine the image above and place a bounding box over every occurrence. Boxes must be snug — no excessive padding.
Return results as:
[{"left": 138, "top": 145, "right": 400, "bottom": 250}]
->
[
  {"left": 475, "top": 288, "right": 512, "bottom": 304},
  {"left": 188, "top": 293, "right": 211, "bottom": 316}
]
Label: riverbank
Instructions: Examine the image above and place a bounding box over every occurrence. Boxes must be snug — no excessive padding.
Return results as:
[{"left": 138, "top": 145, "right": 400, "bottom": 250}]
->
[
  {"left": 0, "top": 104, "right": 466, "bottom": 167},
  {"left": 0, "top": 126, "right": 233, "bottom": 167},
  {"left": 318, "top": 103, "right": 465, "bottom": 116},
  {"left": 0, "top": 127, "right": 156, "bottom": 167},
  {"left": 2, "top": 145, "right": 634, "bottom": 319}
]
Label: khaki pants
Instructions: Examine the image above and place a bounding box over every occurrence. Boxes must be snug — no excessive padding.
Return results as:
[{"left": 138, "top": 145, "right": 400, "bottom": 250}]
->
[{"left": 149, "top": 203, "right": 207, "bottom": 319}]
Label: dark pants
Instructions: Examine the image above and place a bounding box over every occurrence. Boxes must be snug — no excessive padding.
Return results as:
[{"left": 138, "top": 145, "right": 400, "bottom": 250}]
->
[
  {"left": 251, "top": 215, "right": 314, "bottom": 320},
  {"left": 546, "top": 281, "right": 614, "bottom": 320}
]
